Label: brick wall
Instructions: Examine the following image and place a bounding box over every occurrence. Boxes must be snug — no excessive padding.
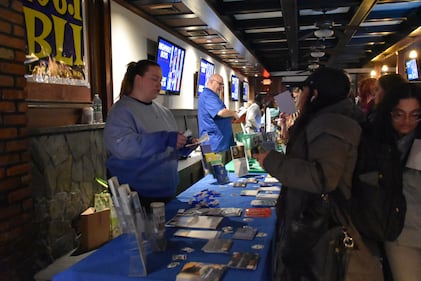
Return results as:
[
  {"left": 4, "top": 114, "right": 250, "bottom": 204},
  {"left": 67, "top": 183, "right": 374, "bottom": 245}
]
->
[{"left": 0, "top": 1, "right": 34, "bottom": 280}]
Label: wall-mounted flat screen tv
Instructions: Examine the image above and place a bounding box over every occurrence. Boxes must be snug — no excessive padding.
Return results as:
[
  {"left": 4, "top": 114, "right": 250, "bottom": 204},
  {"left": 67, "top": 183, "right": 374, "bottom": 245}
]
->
[
  {"left": 197, "top": 58, "right": 215, "bottom": 96},
  {"left": 156, "top": 36, "right": 186, "bottom": 95},
  {"left": 406, "top": 58, "right": 419, "bottom": 81},
  {"left": 231, "top": 75, "right": 239, "bottom": 101},
  {"left": 242, "top": 81, "right": 249, "bottom": 102}
]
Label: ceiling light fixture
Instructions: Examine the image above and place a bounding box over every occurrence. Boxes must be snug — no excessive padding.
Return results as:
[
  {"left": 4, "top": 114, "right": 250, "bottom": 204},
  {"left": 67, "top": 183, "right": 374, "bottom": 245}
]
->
[
  {"left": 308, "top": 63, "right": 319, "bottom": 70},
  {"left": 314, "top": 28, "right": 334, "bottom": 38},
  {"left": 381, "top": 65, "right": 389, "bottom": 72},
  {"left": 310, "top": 50, "right": 325, "bottom": 58},
  {"left": 409, "top": 50, "right": 418, "bottom": 59},
  {"left": 262, "top": 79, "right": 272, "bottom": 85}
]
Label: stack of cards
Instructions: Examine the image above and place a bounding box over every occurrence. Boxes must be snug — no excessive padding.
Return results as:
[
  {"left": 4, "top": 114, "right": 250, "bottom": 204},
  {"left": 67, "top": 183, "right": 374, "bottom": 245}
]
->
[
  {"left": 232, "top": 227, "right": 257, "bottom": 240},
  {"left": 202, "top": 238, "right": 233, "bottom": 253},
  {"left": 228, "top": 252, "right": 260, "bottom": 270}
]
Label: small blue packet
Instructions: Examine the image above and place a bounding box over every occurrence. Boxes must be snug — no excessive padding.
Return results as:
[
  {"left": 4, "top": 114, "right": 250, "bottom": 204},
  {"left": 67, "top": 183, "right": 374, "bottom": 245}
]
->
[{"left": 212, "top": 163, "right": 230, "bottom": 184}]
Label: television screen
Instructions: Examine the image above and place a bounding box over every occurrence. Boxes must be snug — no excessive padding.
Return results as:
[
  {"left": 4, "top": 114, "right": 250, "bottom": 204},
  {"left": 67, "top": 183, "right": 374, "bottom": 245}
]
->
[
  {"left": 156, "top": 37, "right": 186, "bottom": 94},
  {"left": 242, "top": 81, "right": 249, "bottom": 102},
  {"left": 231, "top": 75, "right": 239, "bottom": 101},
  {"left": 406, "top": 58, "right": 419, "bottom": 81},
  {"left": 197, "top": 58, "right": 215, "bottom": 96}
]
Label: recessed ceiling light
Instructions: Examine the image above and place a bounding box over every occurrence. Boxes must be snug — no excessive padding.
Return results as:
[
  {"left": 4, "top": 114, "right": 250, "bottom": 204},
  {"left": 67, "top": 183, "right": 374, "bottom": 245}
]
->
[
  {"left": 409, "top": 50, "right": 418, "bottom": 59},
  {"left": 381, "top": 65, "right": 389, "bottom": 72}
]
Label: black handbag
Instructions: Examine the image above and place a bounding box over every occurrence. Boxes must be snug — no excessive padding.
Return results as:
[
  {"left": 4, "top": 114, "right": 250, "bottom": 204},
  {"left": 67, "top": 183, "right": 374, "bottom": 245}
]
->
[
  {"left": 277, "top": 129, "right": 384, "bottom": 281},
  {"left": 277, "top": 191, "right": 384, "bottom": 281},
  {"left": 309, "top": 193, "right": 385, "bottom": 281}
]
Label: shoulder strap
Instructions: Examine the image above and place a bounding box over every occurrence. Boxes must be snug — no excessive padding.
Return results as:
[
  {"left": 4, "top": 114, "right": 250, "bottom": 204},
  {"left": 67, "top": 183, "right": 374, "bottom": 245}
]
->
[{"left": 304, "top": 124, "right": 353, "bottom": 228}]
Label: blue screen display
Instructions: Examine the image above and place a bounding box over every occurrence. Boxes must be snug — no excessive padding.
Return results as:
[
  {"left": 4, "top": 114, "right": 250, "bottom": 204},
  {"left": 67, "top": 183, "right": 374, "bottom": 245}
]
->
[
  {"left": 406, "top": 58, "right": 419, "bottom": 81},
  {"left": 156, "top": 37, "right": 186, "bottom": 94},
  {"left": 197, "top": 58, "right": 215, "bottom": 95},
  {"left": 242, "top": 81, "right": 249, "bottom": 102},
  {"left": 231, "top": 75, "right": 239, "bottom": 101}
]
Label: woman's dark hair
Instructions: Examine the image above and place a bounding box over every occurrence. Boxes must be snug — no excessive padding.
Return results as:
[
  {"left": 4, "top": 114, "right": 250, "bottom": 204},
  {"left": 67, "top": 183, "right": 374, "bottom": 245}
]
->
[
  {"left": 377, "top": 74, "right": 407, "bottom": 102},
  {"left": 288, "top": 67, "right": 351, "bottom": 144},
  {"left": 254, "top": 94, "right": 264, "bottom": 107},
  {"left": 373, "top": 82, "right": 421, "bottom": 142},
  {"left": 305, "top": 67, "right": 350, "bottom": 108},
  {"left": 120, "top": 60, "right": 160, "bottom": 96},
  {"left": 378, "top": 74, "right": 406, "bottom": 92}
]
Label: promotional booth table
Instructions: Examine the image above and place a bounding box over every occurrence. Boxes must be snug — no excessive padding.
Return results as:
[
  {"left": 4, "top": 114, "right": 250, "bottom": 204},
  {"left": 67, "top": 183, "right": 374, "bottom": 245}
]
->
[{"left": 53, "top": 173, "right": 277, "bottom": 281}]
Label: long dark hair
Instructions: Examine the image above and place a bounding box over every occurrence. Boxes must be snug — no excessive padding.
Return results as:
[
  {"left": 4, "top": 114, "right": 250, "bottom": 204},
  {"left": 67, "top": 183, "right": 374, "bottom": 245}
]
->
[
  {"left": 288, "top": 67, "right": 351, "bottom": 144},
  {"left": 120, "top": 60, "right": 160, "bottom": 96},
  {"left": 378, "top": 74, "right": 407, "bottom": 98},
  {"left": 372, "top": 82, "right": 421, "bottom": 142}
]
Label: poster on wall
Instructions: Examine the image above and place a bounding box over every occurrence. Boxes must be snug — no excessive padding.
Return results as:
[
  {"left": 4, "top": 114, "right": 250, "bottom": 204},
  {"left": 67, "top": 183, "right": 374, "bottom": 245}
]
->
[{"left": 22, "top": 0, "right": 88, "bottom": 86}]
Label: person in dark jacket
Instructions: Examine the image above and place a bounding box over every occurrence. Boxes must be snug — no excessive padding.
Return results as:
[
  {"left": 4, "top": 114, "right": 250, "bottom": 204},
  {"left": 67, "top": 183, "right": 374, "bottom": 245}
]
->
[
  {"left": 253, "top": 67, "right": 366, "bottom": 281},
  {"left": 369, "top": 82, "right": 421, "bottom": 281}
]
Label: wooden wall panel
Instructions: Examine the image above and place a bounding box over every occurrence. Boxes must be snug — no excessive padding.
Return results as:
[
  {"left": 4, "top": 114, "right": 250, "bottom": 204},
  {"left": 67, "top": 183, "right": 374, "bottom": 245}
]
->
[
  {"left": 26, "top": 82, "right": 91, "bottom": 102},
  {"left": 27, "top": 107, "right": 86, "bottom": 128}
]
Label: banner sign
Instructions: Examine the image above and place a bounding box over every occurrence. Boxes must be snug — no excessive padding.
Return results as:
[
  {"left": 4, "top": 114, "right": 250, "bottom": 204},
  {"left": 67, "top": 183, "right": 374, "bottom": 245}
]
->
[
  {"left": 23, "top": 0, "right": 84, "bottom": 66},
  {"left": 22, "top": 0, "right": 88, "bottom": 84}
]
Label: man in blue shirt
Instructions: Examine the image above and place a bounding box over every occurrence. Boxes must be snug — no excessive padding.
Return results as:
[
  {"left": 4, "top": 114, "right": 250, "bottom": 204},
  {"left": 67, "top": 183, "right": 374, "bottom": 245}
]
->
[{"left": 198, "top": 74, "right": 239, "bottom": 161}]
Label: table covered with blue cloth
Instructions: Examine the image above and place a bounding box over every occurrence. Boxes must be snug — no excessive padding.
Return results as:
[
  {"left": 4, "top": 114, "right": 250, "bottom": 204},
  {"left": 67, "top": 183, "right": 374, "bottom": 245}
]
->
[{"left": 53, "top": 173, "right": 278, "bottom": 281}]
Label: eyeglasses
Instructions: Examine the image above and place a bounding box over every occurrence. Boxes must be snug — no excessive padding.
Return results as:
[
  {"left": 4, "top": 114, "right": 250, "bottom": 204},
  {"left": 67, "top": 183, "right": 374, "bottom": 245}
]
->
[{"left": 390, "top": 110, "right": 421, "bottom": 122}]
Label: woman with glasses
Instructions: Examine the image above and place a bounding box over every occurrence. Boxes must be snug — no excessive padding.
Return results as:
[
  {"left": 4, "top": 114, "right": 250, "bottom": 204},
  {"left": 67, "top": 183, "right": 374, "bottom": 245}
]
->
[
  {"left": 373, "top": 82, "right": 421, "bottom": 281},
  {"left": 357, "top": 81, "right": 421, "bottom": 281}
]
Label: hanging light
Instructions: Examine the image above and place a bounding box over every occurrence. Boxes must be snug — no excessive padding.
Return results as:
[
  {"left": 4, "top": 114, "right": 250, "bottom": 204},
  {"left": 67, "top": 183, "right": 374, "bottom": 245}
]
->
[
  {"left": 308, "top": 63, "right": 320, "bottom": 70},
  {"left": 310, "top": 50, "right": 325, "bottom": 58},
  {"left": 314, "top": 28, "right": 334, "bottom": 38}
]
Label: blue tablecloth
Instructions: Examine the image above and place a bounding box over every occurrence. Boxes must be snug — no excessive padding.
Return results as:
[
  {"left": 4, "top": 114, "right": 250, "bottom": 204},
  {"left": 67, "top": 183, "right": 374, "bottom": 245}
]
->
[{"left": 53, "top": 173, "right": 277, "bottom": 281}]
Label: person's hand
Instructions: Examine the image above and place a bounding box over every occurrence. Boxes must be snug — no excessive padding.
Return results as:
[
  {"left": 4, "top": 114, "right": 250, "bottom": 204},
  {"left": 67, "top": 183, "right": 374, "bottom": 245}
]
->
[
  {"left": 188, "top": 138, "right": 200, "bottom": 150},
  {"left": 176, "top": 133, "right": 188, "bottom": 149},
  {"left": 252, "top": 151, "right": 270, "bottom": 168},
  {"left": 233, "top": 112, "right": 240, "bottom": 120}
]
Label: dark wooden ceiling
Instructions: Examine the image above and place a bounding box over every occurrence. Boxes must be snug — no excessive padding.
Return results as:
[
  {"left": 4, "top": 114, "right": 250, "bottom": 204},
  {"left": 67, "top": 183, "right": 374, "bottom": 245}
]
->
[{"left": 124, "top": 0, "right": 421, "bottom": 77}]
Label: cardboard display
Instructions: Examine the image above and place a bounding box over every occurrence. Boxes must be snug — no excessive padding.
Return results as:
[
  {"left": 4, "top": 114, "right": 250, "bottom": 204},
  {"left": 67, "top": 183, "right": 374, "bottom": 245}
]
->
[{"left": 80, "top": 207, "right": 111, "bottom": 251}]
